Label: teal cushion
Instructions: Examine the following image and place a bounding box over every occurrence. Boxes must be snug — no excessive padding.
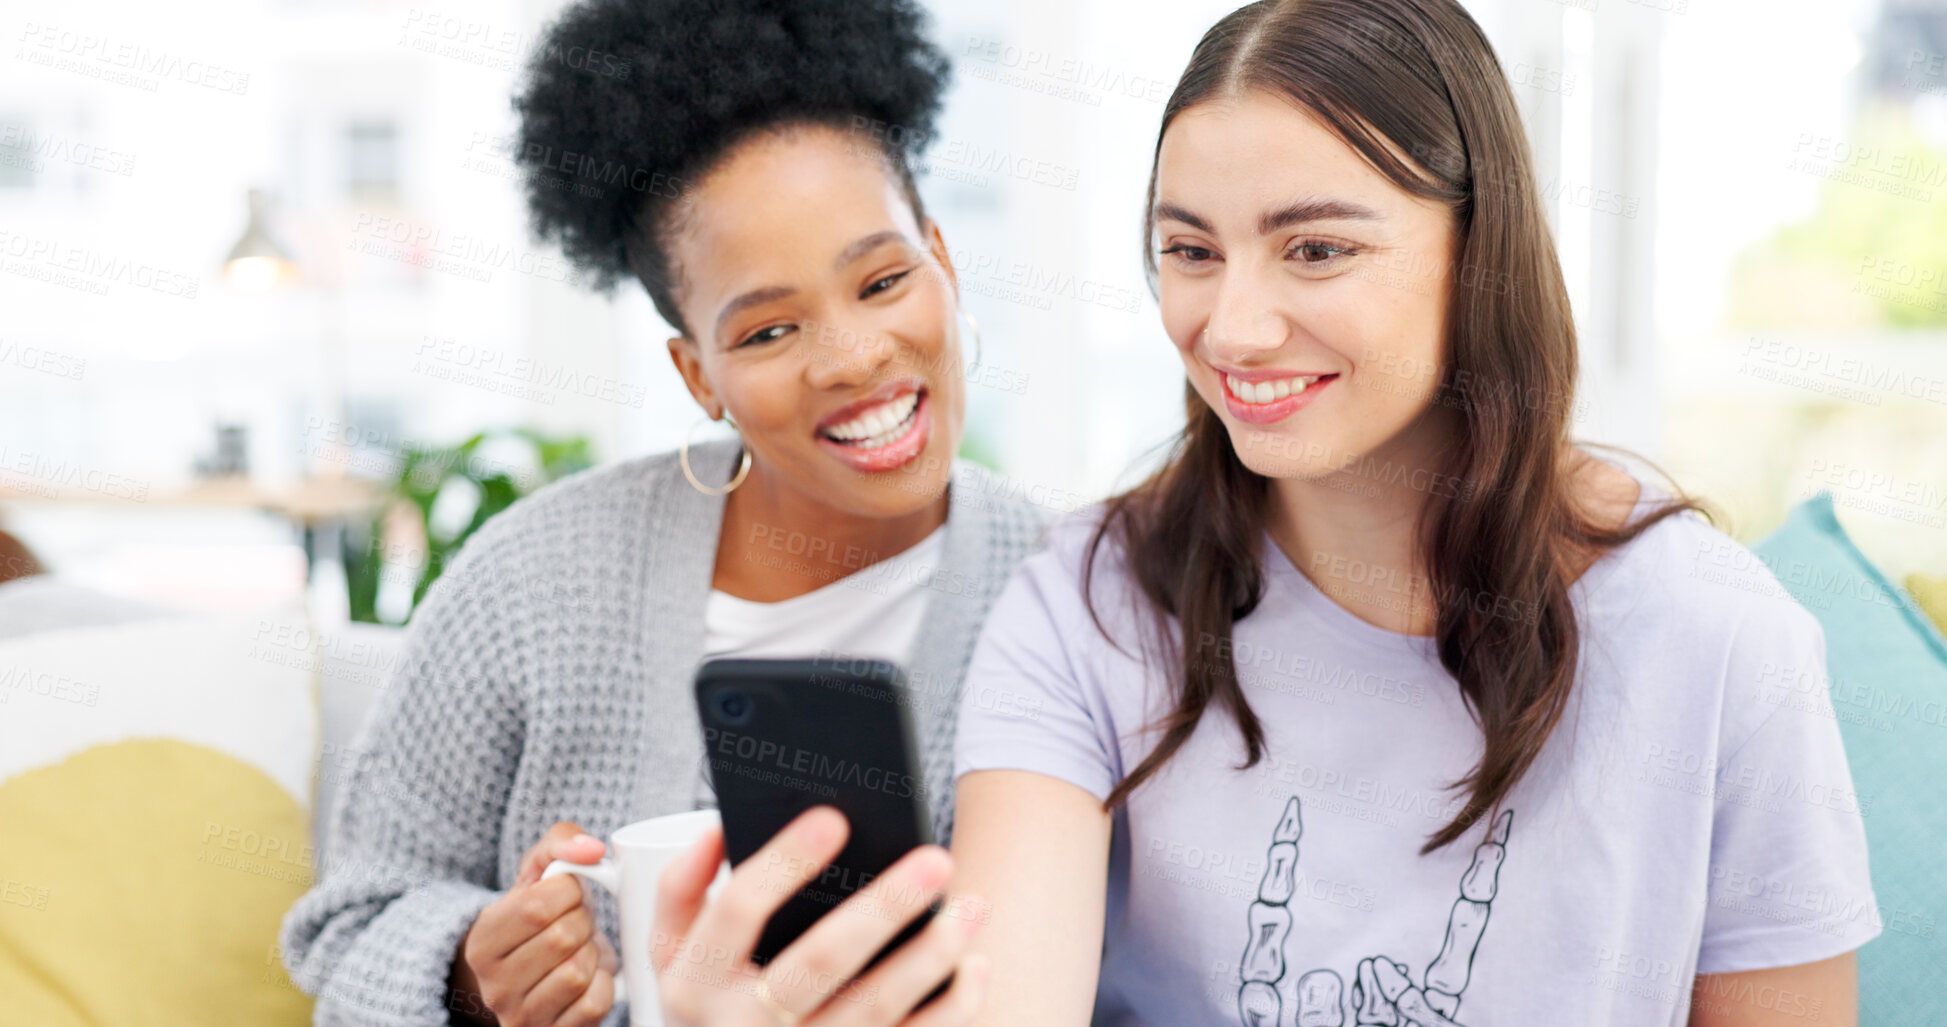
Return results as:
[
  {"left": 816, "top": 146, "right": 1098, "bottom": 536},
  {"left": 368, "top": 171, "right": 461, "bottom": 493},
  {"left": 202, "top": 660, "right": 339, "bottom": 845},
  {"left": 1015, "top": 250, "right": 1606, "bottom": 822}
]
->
[{"left": 1752, "top": 493, "right": 1947, "bottom": 1023}]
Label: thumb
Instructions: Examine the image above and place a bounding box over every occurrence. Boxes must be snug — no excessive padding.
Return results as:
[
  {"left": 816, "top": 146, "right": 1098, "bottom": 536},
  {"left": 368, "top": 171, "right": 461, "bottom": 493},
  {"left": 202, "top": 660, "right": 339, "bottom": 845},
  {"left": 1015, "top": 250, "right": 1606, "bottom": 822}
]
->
[
  {"left": 650, "top": 825, "right": 723, "bottom": 975},
  {"left": 517, "top": 823, "right": 607, "bottom": 887}
]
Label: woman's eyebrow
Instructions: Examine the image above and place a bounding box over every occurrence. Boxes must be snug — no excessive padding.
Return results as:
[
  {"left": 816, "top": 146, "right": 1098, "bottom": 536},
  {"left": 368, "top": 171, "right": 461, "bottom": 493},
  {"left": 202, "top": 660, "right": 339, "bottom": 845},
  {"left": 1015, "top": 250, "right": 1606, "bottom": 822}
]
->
[
  {"left": 1258, "top": 197, "right": 1382, "bottom": 234},
  {"left": 715, "top": 284, "right": 796, "bottom": 340},
  {"left": 1156, "top": 202, "right": 1212, "bottom": 233},
  {"left": 1155, "top": 198, "right": 1382, "bottom": 236},
  {"left": 834, "top": 229, "right": 909, "bottom": 269}
]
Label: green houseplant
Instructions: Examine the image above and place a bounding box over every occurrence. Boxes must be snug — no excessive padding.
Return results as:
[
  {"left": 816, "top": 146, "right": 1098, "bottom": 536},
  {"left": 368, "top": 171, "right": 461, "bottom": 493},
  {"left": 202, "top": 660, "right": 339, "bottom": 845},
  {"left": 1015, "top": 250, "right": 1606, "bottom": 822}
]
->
[{"left": 345, "top": 428, "right": 593, "bottom": 624}]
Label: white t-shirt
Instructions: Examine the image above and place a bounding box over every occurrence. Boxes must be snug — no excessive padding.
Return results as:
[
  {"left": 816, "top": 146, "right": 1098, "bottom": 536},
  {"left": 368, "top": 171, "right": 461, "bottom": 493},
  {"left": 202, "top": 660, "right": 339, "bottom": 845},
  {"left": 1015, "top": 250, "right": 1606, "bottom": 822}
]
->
[
  {"left": 703, "top": 523, "right": 947, "bottom": 665},
  {"left": 956, "top": 484, "right": 1880, "bottom": 1026},
  {"left": 689, "top": 525, "right": 947, "bottom": 810}
]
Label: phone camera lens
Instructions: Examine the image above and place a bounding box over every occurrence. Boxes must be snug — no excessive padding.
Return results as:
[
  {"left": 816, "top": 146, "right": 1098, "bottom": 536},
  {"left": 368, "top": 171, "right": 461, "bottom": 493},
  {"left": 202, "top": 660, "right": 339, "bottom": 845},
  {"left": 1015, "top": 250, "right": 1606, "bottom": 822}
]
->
[{"left": 715, "top": 689, "right": 752, "bottom": 725}]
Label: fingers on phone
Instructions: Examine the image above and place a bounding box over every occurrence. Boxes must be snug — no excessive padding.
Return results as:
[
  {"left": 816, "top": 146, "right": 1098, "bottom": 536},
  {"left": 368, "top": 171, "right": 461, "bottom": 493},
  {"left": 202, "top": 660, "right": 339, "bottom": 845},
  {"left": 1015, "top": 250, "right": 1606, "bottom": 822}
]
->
[
  {"left": 898, "top": 954, "right": 990, "bottom": 1027},
  {"left": 820, "top": 894, "right": 982, "bottom": 1027},
  {"left": 700, "top": 806, "right": 850, "bottom": 959},
  {"left": 762, "top": 845, "right": 953, "bottom": 1014}
]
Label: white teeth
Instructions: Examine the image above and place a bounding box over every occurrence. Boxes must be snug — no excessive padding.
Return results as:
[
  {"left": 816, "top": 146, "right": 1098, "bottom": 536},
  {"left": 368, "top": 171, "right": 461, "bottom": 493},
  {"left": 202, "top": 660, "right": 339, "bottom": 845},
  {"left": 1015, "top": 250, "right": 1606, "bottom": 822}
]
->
[
  {"left": 823, "top": 390, "right": 920, "bottom": 446},
  {"left": 1226, "top": 373, "right": 1321, "bottom": 405}
]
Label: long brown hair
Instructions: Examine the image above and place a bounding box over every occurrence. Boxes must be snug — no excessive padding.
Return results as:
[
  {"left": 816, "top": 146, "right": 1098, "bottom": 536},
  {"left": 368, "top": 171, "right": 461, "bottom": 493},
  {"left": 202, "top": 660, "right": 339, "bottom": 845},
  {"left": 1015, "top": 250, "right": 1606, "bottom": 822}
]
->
[{"left": 1088, "top": 0, "right": 1702, "bottom": 853}]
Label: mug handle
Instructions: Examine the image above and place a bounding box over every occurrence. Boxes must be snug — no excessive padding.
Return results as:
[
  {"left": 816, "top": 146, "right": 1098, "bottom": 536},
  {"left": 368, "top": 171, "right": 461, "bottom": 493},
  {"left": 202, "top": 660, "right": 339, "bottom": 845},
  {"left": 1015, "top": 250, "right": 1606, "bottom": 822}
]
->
[{"left": 542, "top": 858, "right": 630, "bottom": 1005}]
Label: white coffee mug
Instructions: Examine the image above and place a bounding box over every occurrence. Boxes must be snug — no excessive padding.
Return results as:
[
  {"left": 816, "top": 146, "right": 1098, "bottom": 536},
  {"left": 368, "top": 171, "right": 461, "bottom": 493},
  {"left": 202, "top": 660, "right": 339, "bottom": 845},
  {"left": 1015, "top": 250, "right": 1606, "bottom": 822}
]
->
[{"left": 544, "top": 808, "right": 730, "bottom": 1027}]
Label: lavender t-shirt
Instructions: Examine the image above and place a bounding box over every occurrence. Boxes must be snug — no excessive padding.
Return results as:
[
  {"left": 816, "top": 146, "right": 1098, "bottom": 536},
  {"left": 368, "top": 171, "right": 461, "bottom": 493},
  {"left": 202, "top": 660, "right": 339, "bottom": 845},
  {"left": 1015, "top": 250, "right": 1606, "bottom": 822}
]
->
[{"left": 955, "top": 490, "right": 1880, "bottom": 1026}]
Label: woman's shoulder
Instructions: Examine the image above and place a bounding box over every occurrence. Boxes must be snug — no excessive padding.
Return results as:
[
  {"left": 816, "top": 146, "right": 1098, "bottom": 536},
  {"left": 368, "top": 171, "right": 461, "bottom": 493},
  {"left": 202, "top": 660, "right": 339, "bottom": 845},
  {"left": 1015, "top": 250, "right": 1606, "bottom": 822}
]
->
[
  {"left": 1584, "top": 474, "right": 1821, "bottom": 651},
  {"left": 520, "top": 439, "right": 734, "bottom": 517},
  {"left": 987, "top": 500, "right": 1150, "bottom": 621},
  {"left": 1019, "top": 499, "right": 1114, "bottom": 567},
  {"left": 938, "top": 462, "right": 1087, "bottom": 604},
  {"left": 482, "top": 440, "right": 731, "bottom": 532},
  {"left": 943, "top": 460, "right": 1068, "bottom": 542},
  {"left": 431, "top": 441, "right": 731, "bottom": 599}
]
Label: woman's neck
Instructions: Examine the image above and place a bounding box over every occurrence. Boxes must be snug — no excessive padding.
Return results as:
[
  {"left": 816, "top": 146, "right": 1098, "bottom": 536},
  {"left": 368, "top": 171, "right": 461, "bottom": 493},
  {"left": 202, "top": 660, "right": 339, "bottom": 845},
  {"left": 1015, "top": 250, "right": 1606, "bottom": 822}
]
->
[
  {"left": 1264, "top": 414, "right": 1456, "bottom": 637},
  {"left": 710, "top": 462, "right": 949, "bottom": 602}
]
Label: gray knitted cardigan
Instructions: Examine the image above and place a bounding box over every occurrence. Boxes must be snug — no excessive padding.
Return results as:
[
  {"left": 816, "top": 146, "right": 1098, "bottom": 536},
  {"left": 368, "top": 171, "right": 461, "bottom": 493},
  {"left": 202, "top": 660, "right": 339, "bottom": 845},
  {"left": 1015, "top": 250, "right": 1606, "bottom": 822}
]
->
[{"left": 280, "top": 439, "right": 1052, "bottom": 1027}]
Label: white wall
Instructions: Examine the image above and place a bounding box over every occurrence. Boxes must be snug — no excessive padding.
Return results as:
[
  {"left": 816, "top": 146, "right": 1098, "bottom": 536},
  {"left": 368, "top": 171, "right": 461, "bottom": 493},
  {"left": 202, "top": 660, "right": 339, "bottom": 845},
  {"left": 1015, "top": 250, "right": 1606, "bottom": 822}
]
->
[{"left": 4, "top": 0, "right": 1787, "bottom": 597}]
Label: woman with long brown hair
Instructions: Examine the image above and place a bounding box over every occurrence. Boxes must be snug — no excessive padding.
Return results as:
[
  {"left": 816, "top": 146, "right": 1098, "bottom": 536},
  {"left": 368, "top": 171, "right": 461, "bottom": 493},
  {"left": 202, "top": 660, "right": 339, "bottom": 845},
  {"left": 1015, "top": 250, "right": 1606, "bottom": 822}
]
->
[{"left": 949, "top": 1, "right": 1878, "bottom": 1023}]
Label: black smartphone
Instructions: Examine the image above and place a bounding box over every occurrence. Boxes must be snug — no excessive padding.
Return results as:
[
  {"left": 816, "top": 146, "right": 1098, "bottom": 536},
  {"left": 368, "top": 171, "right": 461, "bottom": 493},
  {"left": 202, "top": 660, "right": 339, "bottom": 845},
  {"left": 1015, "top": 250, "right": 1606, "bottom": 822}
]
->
[{"left": 694, "top": 656, "right": 951, "bottom": 996}]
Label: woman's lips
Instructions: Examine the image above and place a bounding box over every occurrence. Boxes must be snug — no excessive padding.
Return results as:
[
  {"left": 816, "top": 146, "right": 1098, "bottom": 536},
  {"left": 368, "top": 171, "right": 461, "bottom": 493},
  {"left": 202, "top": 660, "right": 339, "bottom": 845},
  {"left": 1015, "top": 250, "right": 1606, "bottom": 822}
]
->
[
  {"left": 1219, "top": 371, "right": 1338, "bottom": 424},
  {"left": 815, "top": 388, "right": 930, "bottom": 473}
]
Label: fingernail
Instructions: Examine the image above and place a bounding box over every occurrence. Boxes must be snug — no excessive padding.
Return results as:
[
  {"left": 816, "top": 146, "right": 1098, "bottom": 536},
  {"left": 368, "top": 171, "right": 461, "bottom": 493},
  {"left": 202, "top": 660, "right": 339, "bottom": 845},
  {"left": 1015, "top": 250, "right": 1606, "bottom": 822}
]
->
[
  {"left": 972, "top": 954, "right": 991, "bottom": 987},
  {"left": 958, "top": 898, "right": 984, "bottom": 934}
]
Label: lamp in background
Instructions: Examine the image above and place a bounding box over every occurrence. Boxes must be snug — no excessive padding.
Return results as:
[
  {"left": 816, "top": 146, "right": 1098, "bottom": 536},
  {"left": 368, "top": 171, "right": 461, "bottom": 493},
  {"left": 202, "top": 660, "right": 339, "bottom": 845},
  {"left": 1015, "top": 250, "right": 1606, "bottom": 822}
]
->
[
  {"left": 222, "top": 188, "right": 296, "bottom": 291},
  {"left": 203, "top": 188, "right": 300, "bottom": 477},
  {"left": 212, "top": 184, "right": 368, "bottom": 625}
]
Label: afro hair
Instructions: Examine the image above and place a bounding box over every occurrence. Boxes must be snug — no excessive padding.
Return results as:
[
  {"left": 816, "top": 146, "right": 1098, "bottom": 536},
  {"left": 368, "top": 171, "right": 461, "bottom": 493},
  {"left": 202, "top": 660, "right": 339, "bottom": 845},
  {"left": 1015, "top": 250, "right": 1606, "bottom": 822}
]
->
[{"left": 511, "top": 0, "right": 952, "bottom": 331}]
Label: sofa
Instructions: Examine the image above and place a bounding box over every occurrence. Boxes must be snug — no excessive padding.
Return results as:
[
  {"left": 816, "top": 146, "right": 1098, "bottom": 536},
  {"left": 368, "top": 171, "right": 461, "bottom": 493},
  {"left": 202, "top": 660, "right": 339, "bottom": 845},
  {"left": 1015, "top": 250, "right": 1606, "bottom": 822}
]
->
[{"left": 0, "top": 576, "right": 401, "bottom": 1026}]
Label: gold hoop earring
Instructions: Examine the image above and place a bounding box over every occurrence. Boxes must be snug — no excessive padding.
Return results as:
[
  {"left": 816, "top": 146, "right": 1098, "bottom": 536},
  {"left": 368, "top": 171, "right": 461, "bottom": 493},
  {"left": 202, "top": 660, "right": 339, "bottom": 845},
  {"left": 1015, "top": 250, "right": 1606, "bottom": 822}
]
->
[
  {"left": 960, "top": 307, "right": 983, "bottom": 375},
  {"left": 680, "top": 415, "right": 751, "bottom": 496}
]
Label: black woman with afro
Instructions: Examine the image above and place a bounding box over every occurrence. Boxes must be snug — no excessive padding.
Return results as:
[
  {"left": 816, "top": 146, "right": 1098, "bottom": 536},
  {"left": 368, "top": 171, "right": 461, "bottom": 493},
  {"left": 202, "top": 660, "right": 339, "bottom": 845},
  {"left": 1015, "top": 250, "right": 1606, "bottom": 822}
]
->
[{"left": 279, "top": 2, "right": 1045, "bottom": 1026}]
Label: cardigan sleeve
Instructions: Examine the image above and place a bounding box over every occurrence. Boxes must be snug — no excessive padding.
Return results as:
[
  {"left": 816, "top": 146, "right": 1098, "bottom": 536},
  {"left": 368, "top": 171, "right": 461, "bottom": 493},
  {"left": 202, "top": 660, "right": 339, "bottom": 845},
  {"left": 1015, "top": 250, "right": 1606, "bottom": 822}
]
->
[{"left": 279, "top": 522, "right": 541, "bottom": 1027}]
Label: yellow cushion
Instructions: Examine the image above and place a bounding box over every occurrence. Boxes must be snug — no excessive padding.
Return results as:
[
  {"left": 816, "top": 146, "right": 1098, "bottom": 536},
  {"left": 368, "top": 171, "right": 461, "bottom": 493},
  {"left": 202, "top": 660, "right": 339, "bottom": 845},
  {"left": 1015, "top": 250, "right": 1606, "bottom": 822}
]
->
[
  {"left": 0, "top": 740, "right": 315, "bottom": 1026},
  {"left": 1909, "top": 573, "right": 1947, "bottom": 640},
  {"left": 0, "top": 614, "right": 318, "bottom": 1027}
]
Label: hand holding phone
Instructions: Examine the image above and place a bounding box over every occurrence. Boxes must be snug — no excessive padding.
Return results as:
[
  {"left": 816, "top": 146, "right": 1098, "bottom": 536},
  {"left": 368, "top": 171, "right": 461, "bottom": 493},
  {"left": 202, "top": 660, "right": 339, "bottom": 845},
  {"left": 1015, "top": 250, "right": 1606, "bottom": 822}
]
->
[
  {"left": 694, "top": 657, "right": 941, "bottom": 963},
  {"left": 648, "top": 804, "right": 991, "bottom": 1026}
]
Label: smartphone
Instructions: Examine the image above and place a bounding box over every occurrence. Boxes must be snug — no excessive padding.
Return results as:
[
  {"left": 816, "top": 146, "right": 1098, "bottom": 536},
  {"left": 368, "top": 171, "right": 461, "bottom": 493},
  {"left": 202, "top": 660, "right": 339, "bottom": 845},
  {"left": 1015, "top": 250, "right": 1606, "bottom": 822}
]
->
[{"left": 694, "top": 655, "right": 950, "bottom": 994}]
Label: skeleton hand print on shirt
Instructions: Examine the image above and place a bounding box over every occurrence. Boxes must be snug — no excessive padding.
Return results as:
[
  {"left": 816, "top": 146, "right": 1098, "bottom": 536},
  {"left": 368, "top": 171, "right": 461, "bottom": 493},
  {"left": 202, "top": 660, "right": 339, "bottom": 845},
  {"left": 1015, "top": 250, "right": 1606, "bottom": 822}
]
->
[{"left": 1236, "top": 798, "right": 1514, "bottom": 1027}]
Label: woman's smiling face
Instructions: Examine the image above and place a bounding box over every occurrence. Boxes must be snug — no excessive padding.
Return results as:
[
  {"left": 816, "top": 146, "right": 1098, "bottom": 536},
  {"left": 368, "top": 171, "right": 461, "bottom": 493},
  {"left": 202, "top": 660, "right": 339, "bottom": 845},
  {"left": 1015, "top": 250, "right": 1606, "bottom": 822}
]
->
[
  {"left": 664, "top": 124, "right": 966, "bottom": 516},
  {"left": 1154, "top": 89, "right": 1458, "bottom": 479}
]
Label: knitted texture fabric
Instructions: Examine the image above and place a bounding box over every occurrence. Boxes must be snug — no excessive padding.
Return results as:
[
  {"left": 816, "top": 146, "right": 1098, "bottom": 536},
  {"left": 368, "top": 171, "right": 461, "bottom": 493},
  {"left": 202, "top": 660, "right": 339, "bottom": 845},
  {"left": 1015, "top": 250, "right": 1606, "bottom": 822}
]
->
[{"left": 280, "top": 439, "right": 1053, "bottom": 1026}]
